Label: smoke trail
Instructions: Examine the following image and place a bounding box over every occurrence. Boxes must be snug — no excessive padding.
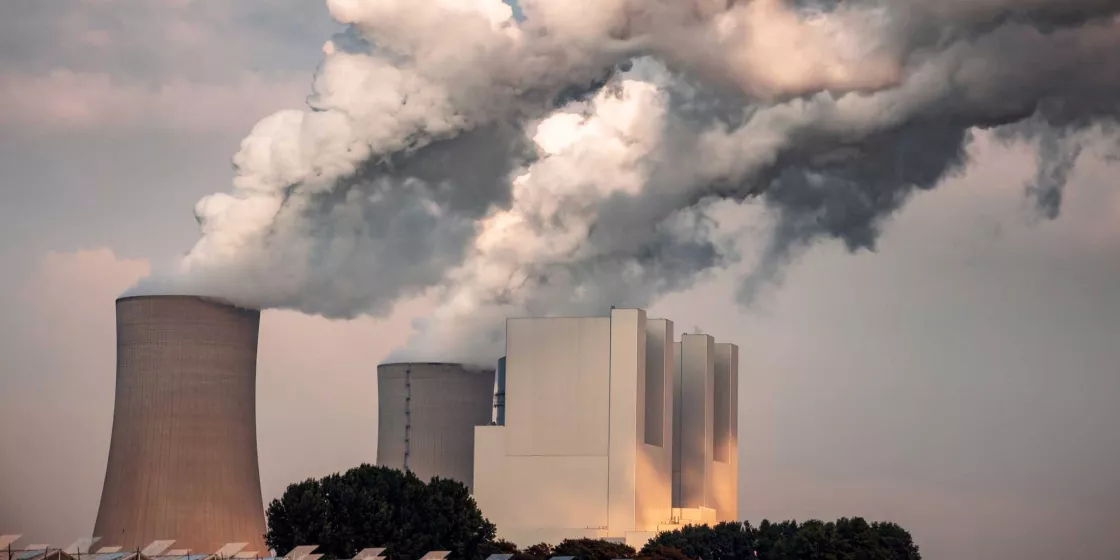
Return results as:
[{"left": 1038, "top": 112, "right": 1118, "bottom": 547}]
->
[{"left": 130, "top": 0, "right": 1120, "bottom": 364}]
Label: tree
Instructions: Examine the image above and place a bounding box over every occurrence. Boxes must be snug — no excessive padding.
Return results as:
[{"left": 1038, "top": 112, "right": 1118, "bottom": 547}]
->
[
  {"left": 551, "top": 538, "right": 636, "bottom": 560},
  {"left": 642, "top": 522, "right": 754, "bottom": 560},
  {"left": 786, "top": 519, "right": 839, "bottom": 559},
  {"left": 752, "top": 519, "right": 799, "bottom": 558},
  {"left": 264, "top": 464, "right": 497, "bottom": 560},
  {"left": 871, "top": 522, "right": 921, "bottom": 560},
  {"left": 511, "top": 543, "right": 553, "bottom": 560},
  {"left": 642, "top": 519, "right": 921, "bottom": 560},
  {"left": 636, "top": 544, "right": 693, "bottom": 560},
  {"left": 478, "top": 539, "right": 519, "bottom": 558}
]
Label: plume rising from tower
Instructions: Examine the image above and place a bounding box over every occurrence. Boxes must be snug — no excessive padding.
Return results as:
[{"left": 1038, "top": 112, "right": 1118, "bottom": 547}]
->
[{"left": 126, "top": 0, "right": 1120, "bottom": 364}]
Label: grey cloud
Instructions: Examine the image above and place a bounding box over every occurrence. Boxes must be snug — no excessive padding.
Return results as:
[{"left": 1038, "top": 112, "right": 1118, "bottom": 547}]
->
[
  {"left": 132, "top": 124, "right": 529, "bottom": 317},
  {"left": 123, "top": 0, "right": 1120, "bottom": 365},
  {"left": 738, "top": 124, "right": 973, "bottom": 304},
  {"left": 0, "top": 0, "right": 337, "bottom": 81},
  {"left": 701, "top": 12, "right": 1120, "bottom": 300},
  {"left": 997, "top": 121, "right": 1087, "bottom": 220}
]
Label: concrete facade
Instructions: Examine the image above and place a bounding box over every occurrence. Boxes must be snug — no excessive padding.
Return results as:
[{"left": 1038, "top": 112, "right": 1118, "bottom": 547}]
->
[
  {"left": 473, "top": 309, "right": 674, "bottom": 547},
  {"left": 376, "top": 363, "right": 495, "bottom": 490},
  {"left": 673, "top": 334, "right": 711, "bottom": 512},
  {"left": 636, "top": 319, "right": 675, "bottom": 535},
  {"left": 473, "top": 308, "right": 738, "bottom": 547},
  {"left": 670, "top": 335, "right": 739, "bottom": 523},
  {"left": 710, "top": 343, "right": 739, "bottom": 522},
  {"left": 470, "top": 309, "right": 739, "bottom": 544},
  {"left": 94, "top": 296, "right": 267, "bottom": 554}
]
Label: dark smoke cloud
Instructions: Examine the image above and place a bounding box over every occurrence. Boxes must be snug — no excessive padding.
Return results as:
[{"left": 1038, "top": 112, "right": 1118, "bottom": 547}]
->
[{"left": 128, "top": 0, "right": 1119, "bottom": 364}]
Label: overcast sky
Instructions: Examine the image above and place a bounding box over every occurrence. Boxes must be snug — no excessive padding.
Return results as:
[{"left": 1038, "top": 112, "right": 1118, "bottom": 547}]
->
[{"left": 1, "top": 2, "right": 1118, "bottom": 560}]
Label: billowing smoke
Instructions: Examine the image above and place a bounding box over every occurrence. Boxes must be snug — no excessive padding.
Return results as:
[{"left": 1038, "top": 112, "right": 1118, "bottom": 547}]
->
[{"left": 129, "top": 0, "right": 1120, "bottom": 365}]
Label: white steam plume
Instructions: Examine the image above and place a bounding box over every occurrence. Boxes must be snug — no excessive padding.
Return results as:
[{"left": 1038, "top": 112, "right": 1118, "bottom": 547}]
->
[{"left": 130, "top": 0, "right": 1120, "bottom": 365}]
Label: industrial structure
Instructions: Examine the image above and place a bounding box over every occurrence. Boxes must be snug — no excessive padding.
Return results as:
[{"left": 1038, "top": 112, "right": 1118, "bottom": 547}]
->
[
  {"left": 375, "top": 363, "right": 496, "bottom": 490},
  {"left": 81, "top": 296, "right": 733, "bottom": 552},
  {"left": 93, "top": 296, "right": 267, "bottom": 554},
  {"left": 471, "top": 308, "right": 740, "bottom": 547},
  {"left": 673, "top": 334, "right": 739, "bottom": 525}
]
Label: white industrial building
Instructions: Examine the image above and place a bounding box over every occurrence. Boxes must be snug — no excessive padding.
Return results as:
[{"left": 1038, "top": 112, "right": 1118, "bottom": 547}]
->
[{"left": 472, "top": 308, "right": 739, "bottom": 547}]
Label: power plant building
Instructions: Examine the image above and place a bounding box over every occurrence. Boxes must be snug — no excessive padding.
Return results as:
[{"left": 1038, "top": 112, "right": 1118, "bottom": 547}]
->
[
  {"left": 472, "top": 308, "right": 739, "bottom": 547},
  {"left": 376, "top": 363, "right": 496, "bottom": 490},
  {"left": 90, "top": 297, "right": 734, "bottom": 552},
  {"left": 94, "top": 296, "right": 268, "bottom": 554}
]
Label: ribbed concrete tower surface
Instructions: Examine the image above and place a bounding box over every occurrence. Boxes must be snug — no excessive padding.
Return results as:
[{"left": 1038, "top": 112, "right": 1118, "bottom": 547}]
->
[
  {"left": 376, "top": 363, "right": 496, "bottom": 490},
  {"left": 94, "top": 296, "right": 267, "bottom": 554}
]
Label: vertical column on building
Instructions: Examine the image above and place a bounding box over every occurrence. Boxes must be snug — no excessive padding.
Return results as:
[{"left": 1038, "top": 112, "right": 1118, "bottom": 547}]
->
[
  {"left": 674, "top": 333, "right": 715, "bottom": 519},
  {"left": 633, "top": 318, "right": 674, "bottom": 535},
  {"left": 712, "top": 343, "right": 739, "bottom": 521},
  {"left": 607, "top": 308, "right": 646, "bottom": 537},
  {"left": 672, "top": 341, "right": 682, "bottom": 508}
]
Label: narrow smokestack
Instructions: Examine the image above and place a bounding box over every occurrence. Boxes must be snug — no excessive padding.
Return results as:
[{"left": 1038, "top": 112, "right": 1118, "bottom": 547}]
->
[{"left": 94, "top": 296, "right": 266, "bottom": 553}]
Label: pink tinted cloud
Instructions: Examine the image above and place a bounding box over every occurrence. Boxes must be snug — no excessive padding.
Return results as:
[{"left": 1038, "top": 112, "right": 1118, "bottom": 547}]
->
[
  {"left": 75, "top": 27, "right": 114, "bottom": 48},
  {"left": 1075, "top": 144, "right": 1120, "bottom": 244},
  {"left": 0, "top": 249, "right": 149, "bottom": 545},
  {"left": 25, "top": 250, "right": 151, "bottom": 377},
  {"left": 0, "top": 70, "right": 309, "bottom": 134},
  {"left": 56, "top": 2, "right": 250, "bottom": 60}
]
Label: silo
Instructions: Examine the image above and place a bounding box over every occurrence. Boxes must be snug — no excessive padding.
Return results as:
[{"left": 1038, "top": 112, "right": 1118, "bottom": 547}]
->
[
  {"left": 377, "top": 363, "right": 496, "bottom": 490},
  {"left": 94, "top": 296, "right": 267, "bottom": 554}
]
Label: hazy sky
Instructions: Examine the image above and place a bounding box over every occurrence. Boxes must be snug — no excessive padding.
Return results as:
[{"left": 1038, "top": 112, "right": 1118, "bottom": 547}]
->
[{"left": 1, "top": 2, "right": 1118, "bottom": 560}]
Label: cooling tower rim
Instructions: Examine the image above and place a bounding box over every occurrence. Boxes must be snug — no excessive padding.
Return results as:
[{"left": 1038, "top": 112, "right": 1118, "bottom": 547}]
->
[
  {"left": 116, "top": 294, "right": 261, "bottom": 311},
  {"left": 378, "top": 361, "right": 481, "bottom": 368},
  {"left": 377, "top": 361, "right": 496, "bottom": 373}
]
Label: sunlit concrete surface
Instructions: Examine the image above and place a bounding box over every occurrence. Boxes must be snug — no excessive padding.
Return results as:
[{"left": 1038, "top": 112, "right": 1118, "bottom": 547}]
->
[
  {"left": 710, "top": 343, "right": 739, "bottom": 521},
  {"left": 672, "top": 335, "right": 739, "bottom": 522},
  {"left": 474, "top": 308, "right": 739, "bottom": 546},
  {"left": 93, "top": 296, "right": 267, "bottom": 553}
]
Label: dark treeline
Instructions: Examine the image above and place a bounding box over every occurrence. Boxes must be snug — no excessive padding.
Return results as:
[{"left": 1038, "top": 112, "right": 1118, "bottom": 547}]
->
[
  {"left": 265, "top": 465, "right": 920, "bottom": 560},
  {"left": 638, "top": 519, "right": 921, "bottom": 560}
]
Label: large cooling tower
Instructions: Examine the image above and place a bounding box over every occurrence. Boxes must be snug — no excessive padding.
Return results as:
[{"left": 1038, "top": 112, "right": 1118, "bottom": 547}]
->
[
  {"left": 377, "top": 363, "right": 496, "bottom": 490},
  {"left": 94, "top": 296, "right": 267, "bottom": 554}
]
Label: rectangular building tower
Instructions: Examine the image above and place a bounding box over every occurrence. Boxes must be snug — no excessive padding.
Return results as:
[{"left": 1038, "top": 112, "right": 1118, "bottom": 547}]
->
[
  {"left": 671, "top": 336, "right": 739, "bottom": 524},
  {"left": 473, "top": 309, "right": 676, "bottom": 547},
  {"left": 473, "top": 309, "right": 740, "bottom": 547}
]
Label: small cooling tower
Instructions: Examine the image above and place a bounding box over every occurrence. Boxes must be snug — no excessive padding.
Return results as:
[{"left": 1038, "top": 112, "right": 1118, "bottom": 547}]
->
[
  {"left": 377, "top": 363, "right": 496, "bottom": 490},
  {"left": 94, "top": 295, "right": 267, "bottom": 553}
]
